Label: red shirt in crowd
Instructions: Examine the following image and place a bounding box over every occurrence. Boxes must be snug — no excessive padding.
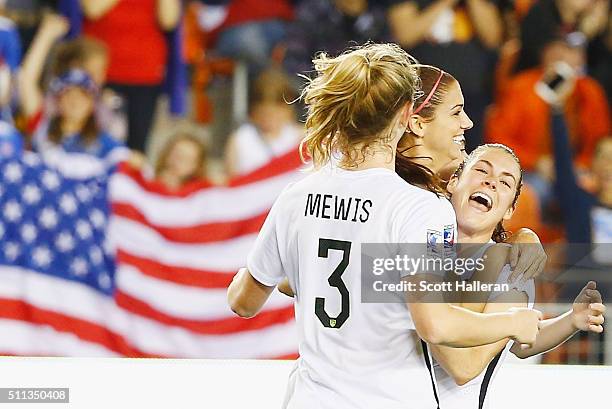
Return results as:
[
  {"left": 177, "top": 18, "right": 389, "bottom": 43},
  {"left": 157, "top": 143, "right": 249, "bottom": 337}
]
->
[
  {"left": 218, "top": 0, "right": 294, "bottom": 31},
  {"left": 83, "top": 0, "right": 168, "bottom": 85}
]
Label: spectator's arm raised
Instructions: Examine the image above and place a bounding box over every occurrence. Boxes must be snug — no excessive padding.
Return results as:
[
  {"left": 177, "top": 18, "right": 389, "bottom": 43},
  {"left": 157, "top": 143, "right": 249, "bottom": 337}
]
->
[{"left": 17, "top": 13, "right": 69, "bottom": 119}]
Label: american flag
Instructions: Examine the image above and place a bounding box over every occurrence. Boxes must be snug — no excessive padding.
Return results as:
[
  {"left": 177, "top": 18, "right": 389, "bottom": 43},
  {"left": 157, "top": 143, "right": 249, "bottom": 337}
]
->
[{"left": 0, "top": 149, "right": 301, "bottom": 358}]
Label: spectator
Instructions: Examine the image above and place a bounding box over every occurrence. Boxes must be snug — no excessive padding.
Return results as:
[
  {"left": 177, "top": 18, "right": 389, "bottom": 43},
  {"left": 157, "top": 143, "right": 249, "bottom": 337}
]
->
[
  {"left": 30, "top": 68, "right": 125, "bottom": 176},
  {"left": 17, "top": 12, "right": 130, "bottom": 144},
  {"left": 224, "top": 68, "right": 301, "bottom": 177},
  {"left": 154, "top": 133, "right": 209, "bottom": 191},
  {"left": 485, "top": 36, "right": 610, "bottom": 209},
  {"left": 49, "top": 36, "right": 129, "bottom": 141},
  {"left": 283, "top": 0, "right": 390, "bottom": 76},
  {"left": 18, "top": 14, "right": 125, "bottom": 177},
  {"left": 516, "top": 0, "right": 609, "bottom": 72},
  {"left": 388, "top": 0, "right": 503, "bottom": 151},
  {"left": 0, "top": 57, "right": 22, "bottom": 157},
  {"left": 209, "top": 0, "right": 294, "bottom": 75},
  {"left": 81, "top": 0, "right": 181, "bottom": 153}
]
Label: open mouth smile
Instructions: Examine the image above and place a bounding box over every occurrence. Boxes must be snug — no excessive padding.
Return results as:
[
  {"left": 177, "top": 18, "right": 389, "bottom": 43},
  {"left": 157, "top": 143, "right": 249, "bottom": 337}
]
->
[{"left": 469, "top": 191, "right": 493, "bottom": 212}]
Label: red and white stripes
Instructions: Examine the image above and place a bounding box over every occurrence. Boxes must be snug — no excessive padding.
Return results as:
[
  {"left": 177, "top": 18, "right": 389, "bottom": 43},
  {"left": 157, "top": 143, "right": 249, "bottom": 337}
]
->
[{"left": 0, "top": 148, "right": 304, "bottom": 358}]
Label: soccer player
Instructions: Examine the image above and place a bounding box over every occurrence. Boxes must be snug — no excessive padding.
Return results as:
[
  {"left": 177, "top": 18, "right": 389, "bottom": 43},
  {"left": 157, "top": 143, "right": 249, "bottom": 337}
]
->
[
  {"left": 228, "top": 43, "right": 541, "bottom": 409},
  {"left": 436, "top": 144, "right": 606, "bottom": 408}
]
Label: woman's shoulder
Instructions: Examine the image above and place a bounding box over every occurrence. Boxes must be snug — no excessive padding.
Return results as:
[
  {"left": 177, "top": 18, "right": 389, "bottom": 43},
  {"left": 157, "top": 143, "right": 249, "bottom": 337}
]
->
[{"left": 482, "top": 242, "right": 511, "bottom": 261}]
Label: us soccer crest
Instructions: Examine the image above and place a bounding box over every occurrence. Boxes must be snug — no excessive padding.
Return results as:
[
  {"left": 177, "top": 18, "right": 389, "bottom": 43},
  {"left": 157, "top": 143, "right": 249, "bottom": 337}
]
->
[
  {"left": 443, "top": 224, "right": 456, "bottom": 258},
  {"left": 444, "top": 225, "right": 455, "bottom": 248}
]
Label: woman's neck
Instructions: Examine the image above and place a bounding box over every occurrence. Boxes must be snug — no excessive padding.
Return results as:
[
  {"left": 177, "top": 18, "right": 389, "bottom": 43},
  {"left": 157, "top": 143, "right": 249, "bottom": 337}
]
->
[
  {"left": 399, "top": 140, "right": 439, "bottom": 175},
  {"left": 340, "top": 143, "right": 397, "bottom": 171},
  {"left": 458, "top": 227, "right": 493, "bottom": 244}
]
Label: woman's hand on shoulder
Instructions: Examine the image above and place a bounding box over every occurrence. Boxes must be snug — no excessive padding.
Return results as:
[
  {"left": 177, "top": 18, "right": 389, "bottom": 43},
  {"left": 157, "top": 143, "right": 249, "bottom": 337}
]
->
[{"left": 504, "top": 228, "right": 547, "bottom": 282}]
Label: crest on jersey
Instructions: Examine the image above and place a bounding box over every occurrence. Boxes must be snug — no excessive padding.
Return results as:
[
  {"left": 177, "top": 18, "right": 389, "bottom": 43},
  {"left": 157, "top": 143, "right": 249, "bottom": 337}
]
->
[
  {"left": 329, "top": 319, "right": 337, "bottom": 328},
  {"left": 444, "top": 225, "right": 455, "bottom": 248},
  {"left": 427, "top": 229, "right": 443, "bottom": 257}
]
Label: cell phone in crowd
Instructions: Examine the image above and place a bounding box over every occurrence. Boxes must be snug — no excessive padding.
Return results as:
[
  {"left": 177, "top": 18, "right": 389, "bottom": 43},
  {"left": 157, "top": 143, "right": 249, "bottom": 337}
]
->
[{"left": 535, "top": 61, "right": 575, "bottom": 105}]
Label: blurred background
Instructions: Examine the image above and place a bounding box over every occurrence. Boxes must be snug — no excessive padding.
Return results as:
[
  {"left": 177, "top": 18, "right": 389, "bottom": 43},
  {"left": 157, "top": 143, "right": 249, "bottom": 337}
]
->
[{"left": 0, "top": 0, "right": 610, "bottom": 364}]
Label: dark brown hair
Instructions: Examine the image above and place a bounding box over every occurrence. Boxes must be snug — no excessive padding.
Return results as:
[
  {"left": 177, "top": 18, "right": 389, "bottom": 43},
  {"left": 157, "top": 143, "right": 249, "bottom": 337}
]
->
[
  {"left": 396, "top": 65, "right": 458, "bottom": 196},
  {"left": 155, "top": 133, "right": 208, "bottom": 181},
  {"left": 452, "top": 143, "right": 523, "bottom": 242}
]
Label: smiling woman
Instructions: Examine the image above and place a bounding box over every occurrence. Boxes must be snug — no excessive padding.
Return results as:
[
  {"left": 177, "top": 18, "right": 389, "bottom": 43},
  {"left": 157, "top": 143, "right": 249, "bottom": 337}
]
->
[
  {"left": 397, "top": 65, "right": 474, "bottom": 182},
  {"left": 448, "top": 144, "right": 523, "bottom": 243},
  {"left": 427, "top": 143, "right": 606, "bottom": 409}
]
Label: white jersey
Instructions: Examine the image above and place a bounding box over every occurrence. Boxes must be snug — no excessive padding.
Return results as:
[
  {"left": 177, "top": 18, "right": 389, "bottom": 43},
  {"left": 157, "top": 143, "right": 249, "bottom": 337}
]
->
[
  {"left": 247, "top": 165, "right": 457, "bottom": 409},
  {"left": 434, "top": 243, "right": 536, "bottom": 409}
]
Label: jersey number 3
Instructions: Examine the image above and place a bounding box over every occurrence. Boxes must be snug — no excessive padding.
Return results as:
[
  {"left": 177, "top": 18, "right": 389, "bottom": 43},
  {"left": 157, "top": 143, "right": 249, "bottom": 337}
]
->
[{"left": 315, "top": 238, "right": 351, "bottom": 329}]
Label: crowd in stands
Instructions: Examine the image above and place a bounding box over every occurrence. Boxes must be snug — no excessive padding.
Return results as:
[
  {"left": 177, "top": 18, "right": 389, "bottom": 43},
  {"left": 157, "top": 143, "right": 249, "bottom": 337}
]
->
[
  {"left": 0, "top": 1, "right": 610, "bottom": 230},
  {"left": 0, "top": 0, "right": 610, "bottom": 360}
]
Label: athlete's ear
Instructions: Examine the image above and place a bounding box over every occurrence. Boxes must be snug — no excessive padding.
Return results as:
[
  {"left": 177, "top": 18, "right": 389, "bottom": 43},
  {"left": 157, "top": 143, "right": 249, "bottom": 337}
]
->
[
  {"left": 503, "top": 205, "right": 515, "bottom": 221},
  {"left": 399, "top": 102, "right": 413, "bottom": 130},
  {"left": 447, "top": 175, "right": 458, "bottom": 195},
  {"left": 408, "top": 114, "right": 427, "bottom": 138}
]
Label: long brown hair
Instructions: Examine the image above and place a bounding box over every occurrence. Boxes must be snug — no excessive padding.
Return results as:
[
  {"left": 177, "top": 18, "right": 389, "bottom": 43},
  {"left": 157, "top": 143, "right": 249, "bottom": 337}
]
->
[
  {"left": 396, "top": 65, "right": 458, "bottom": 196},
  {"left": 300, "top": 43, "right": 420, "bottom": 169},
  {"left": 452, "top": 144, "right": 523, "bottom": 242}
]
